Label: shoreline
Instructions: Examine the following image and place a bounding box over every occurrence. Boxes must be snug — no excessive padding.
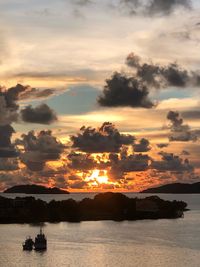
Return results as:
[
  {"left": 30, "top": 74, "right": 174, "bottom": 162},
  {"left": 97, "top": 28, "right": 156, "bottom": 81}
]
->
[{"left": 0, "top": 192, "right": 187, "bottom": 224}]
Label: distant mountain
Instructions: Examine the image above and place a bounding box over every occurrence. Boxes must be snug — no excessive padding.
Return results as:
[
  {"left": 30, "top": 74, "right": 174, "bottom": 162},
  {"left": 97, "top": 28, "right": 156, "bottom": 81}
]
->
[
  {"left": 140, "top": 182, "right": 200, "bottom": 194},
  {"left": 4, "top": 184, "right": 69, "bottom": 194}
]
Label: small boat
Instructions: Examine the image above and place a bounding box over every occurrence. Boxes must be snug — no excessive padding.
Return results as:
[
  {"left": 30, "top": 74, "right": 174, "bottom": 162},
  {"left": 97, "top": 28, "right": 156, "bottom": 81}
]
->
[
  {"left": 34, "top": 227, "right": 47, "bottom": 251},
  {"left": 22, "top": 236, "right": 34, "bottom": 251}
]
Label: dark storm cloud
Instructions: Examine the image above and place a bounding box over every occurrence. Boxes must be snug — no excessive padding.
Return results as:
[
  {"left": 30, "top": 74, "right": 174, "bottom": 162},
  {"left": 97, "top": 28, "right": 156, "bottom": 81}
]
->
[
  {"left": 167, "top": 111, "right": 198, "bottom": 142},
  {"left": 120, "top": 0, "right": 191, "bottom": 16},
  {"left": 20, "top": 103, "right": 57, "bottom": 124},
  {"left": 133, "top": 138, "right": 151, "bottom": 152},
  {"left": 71, "top": 122, "right": 135, "bottom": 153},
  {"left": 18, "top": 130, "right": 65, "bottom": 171},
  {"left": 98, "top": 72, "right": 155, "bottom": 108},
  {"left": 151, "top": 152, "right": 194, "bottom": 172}
]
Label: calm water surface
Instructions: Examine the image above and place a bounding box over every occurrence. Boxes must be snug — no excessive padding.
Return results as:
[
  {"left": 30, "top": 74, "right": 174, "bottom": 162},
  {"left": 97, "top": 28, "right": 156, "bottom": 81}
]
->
[{"left": 0, "top": 193, "right": 199, "bottom": 267}]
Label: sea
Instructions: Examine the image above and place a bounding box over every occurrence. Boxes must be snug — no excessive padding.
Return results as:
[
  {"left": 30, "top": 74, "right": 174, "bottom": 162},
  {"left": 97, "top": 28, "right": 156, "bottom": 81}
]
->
[{"left": 0, "top": 193, "right": 199, "bottom": 267}]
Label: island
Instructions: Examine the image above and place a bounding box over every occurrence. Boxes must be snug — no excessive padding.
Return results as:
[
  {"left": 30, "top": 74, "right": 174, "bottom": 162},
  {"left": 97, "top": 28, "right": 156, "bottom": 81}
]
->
[
  {"left": 3, "top": 184, "right": 69, "bottom": 195},
  {"left": 140, "top": 182, "right": 200, "bottom": 194},
  {"left": 0, "top": 192, "right": 187, "bottom": 223}
]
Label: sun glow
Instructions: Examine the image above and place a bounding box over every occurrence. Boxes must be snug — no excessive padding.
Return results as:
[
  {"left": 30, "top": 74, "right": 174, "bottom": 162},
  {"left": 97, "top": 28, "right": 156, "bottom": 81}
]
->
[{"left": 86, "top": 169, "right": 109, "bottom": 184}]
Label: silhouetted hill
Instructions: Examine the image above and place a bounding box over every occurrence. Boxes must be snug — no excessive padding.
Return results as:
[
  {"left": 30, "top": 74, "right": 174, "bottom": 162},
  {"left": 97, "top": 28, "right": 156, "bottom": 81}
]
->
[
  {"left": 140, "top": 182, "right": 200, "bottom": 194},
  {"left": 3, "top": 184, "right": 69, "bottom": 194},
  {"left": 0, "top": 192, "right": 187, "bottom": 223}
]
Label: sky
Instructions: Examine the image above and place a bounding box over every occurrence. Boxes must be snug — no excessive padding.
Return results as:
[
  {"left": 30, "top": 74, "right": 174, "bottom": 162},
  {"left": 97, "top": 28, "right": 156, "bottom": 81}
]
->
[{"left": 0, "top": 0, "right": 200, "bottom": 192}]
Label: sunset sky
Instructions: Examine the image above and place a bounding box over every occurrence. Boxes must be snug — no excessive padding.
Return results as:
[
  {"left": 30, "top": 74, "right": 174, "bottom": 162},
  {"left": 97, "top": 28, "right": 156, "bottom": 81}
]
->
[{"left": 0, "top": 0, "right": 200, "bottom": 192}]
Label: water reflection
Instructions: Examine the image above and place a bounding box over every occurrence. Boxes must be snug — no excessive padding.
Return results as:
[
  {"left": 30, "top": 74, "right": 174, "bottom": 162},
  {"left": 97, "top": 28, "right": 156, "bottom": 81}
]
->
[{"left": 0, "top": 195, "right": 200, "bottom": 267}]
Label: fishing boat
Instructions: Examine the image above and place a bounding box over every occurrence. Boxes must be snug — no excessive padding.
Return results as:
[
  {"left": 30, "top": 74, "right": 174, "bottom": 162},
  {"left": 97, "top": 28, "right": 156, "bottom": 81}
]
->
[
  {"left": 22, "top": 236, "right": 34, "bottom": 251},
  {"left": 34, "top": 227, "right": 47, "bottom": 251}
]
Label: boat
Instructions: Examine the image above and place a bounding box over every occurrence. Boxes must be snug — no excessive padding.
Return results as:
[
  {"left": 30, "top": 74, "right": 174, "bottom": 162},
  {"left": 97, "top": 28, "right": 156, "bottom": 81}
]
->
[
  {"left": 22, "top": 236, "right": 34, "bottom": 251},
  {"left": 34, "top": 227, "right": 47, "bottom": 251}
]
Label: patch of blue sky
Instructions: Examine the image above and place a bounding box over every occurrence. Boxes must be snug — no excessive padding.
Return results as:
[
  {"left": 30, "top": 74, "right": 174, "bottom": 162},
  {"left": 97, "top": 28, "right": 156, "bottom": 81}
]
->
[
  {"left": 45, "top": 84, "right": 100, "bottom": 115},
  {"left": 154, "top": 88, "right": 193, "bottom": 101}
]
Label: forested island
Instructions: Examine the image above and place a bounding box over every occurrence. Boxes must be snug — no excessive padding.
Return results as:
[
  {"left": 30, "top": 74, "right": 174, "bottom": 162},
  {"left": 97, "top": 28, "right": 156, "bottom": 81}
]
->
[
  {"left": 3, "top": 184, "right": 69, "bottom": 194},
  {"left": 0, "top": 192, "right": 187, "bottom": 224},
  {"left": 140, "top": 182, "right": 200, "bottom": 194}
]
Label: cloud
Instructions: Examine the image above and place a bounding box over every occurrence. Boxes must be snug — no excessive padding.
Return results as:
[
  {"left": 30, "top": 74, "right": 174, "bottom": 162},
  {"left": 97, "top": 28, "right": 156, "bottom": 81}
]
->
[
  {"left": 98, "top": 52, "right": 200, "bottom": 109},
  {"left": 20, "top": 103, "right": 57, "bottom": 124},
  {"left": 118, "top": 153, "right": 150, "bottom": 172},
  {"left": 0, "top": 84, "right": 27, "bottom": 110},
  {"left": 0, "top": 84, "right": 57, "bottom": 125},
  {"left": 133, "top": 138, "right": 151, "bottom": 152},
  {"left": 108, "top": 150, "right": 150, "bottom": 181},
  {"left": 0, "top": 96, "right": 18, "bottom": 125},
  {"left": 0, "top": 85, "right": 29, "bottom": 159},
  {"left": 0, "top": 125, "right": 18, "bottom": 158},
  {"left": 120, "top": 0, "right": 191, "bottom": 16},
  {"left": 18, "top": 87, "right": 56, "bottom": 101},
  {"left": 126, "top": 52, "right": 200, "bottom": 89},
  {"left": 0, "top": 84, "right": 28, "bottom": 125},
  {"left": 167, "top": 110, "right": 198, "bottom": 141},
  {"left": 71, "top": 122, "right": 135, "bottom": 153},
  {"left": 181, "top": 150, "right": 190, "bottom": 155},
  {"left": 0, "top": 84, "right": 59, "bottom": 173},
  {"left": 0, "top": 158, "right": 19, "bottom": 171},
  {"left": 67, "top": 152, "right": 97, "bottom": 171},
  {"left": 126, "top": 52, "right": 141, "bottom": 68},
  {"left": 108, "top": 167, "right": 125, "bottom": 181},
  {"left": 182, "top": 110, "right": 200, "bottom": 120},
  {"left": 70, "top": 180, "right": 88, "bottom": 189},
  {"left": 0, "top": 172, "right": 29, "bottom": 191},
  {"left": 98, "top": 72, "right": 155, "bottom": 108},
  {"left": 147, "top": 0, "right": 191, "bottom": 16},
  {"left": 36, "top": 166, "right": 68, "bottom": 178},
  {"left": 17, "top": 130, "right": 65, "bottom": 171},
  {"left": 151, "top": 152, "right": 194, "bottom": 172},
  {"left": 72, "top": 0, "right": 92, "bottom": 6},
  {"left": 157, "top": 143, "right": 169, "bottom": 148}
]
